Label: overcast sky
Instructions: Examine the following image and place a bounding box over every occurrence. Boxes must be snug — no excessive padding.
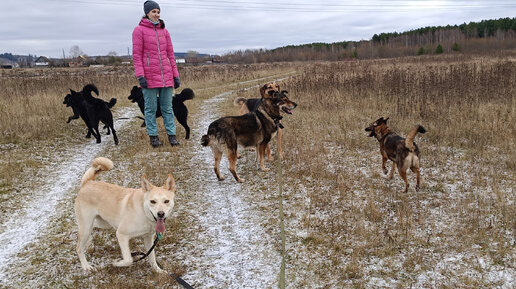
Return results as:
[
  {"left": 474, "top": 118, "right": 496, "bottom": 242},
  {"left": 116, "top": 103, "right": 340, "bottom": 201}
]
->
[{"left": 1, "top": 0, "right": 515, "bottom": 58}]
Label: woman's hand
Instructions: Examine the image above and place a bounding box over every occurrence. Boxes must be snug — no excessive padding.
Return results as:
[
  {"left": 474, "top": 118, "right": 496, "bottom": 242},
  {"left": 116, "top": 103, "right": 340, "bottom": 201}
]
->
[{"left": 138, "top": 76, "right": 148, "bottom": 88}]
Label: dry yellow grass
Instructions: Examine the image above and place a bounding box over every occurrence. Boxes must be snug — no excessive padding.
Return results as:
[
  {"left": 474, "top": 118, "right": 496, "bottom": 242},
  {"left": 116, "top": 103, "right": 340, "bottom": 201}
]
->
[{"left": 0, "top": 55, "right": 514, "bottom": 288}]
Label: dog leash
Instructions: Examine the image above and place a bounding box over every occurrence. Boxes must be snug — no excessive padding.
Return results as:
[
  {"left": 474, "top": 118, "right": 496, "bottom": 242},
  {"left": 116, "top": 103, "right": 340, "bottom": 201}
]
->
[
  {"left": 132, "top": 234, "right": 195, "bottom": 289},
  {"left": 130, "top": 234, "right": 161, "bottom": 261},
  {"left": 277, "top": 151, "right": 286, "bottom": 289}
]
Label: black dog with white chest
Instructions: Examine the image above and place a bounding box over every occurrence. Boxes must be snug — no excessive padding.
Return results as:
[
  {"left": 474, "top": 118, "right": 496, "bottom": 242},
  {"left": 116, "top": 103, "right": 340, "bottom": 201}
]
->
[{"left": 128, "top": 86, "right": 195, "bottom": 139}]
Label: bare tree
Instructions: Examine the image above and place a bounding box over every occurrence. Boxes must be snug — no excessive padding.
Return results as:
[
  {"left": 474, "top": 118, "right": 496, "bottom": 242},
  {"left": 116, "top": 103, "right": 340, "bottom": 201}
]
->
[
  {"left": 187, "top": 50, "right": 199, "bottom": 58},
  {"left": 69, "top": 45, "right": 83, "bottom": 58}
]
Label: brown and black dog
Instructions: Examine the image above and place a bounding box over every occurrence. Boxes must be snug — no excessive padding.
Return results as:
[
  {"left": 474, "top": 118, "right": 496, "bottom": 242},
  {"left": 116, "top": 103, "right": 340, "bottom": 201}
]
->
[
  {"left": 365, "top": 117, "right": 427, "bottom": 192},
  {"left": 233, "top": 82, "right": 291, "bottom": 160},
  {"left": 202, "top": 90, "right": 297, "bottom": 182}
]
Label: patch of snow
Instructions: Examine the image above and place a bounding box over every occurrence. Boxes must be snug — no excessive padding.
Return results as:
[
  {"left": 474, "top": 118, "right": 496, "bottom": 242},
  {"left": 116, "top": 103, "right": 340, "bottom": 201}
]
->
[
  {"left": 178, "top": 87, "right": 281, "bottom": 287},
  {"left": 0, "top": 107, "right": 138, "bottom": 282}
]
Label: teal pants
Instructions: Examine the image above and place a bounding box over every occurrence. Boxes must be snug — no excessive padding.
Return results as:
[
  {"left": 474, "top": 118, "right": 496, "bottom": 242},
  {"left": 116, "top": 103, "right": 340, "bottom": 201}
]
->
[{"left": 142, "top": 87, "right": 176, "bottom": 136}]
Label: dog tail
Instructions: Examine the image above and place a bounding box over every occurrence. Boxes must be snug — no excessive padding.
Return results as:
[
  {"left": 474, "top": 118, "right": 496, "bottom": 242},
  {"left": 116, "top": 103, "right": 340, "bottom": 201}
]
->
[
  {"left": 233, "top": 97, "right": 247, "bottom": 107},
  {"left": 174, "top": 88, "right": 195, "bottom": 103},
  {"left": 405, "top": 125, "right": 427, "bottom": 151},
  {"left": 107, "top": 98, "right": 117, "bottom": 108},
  {"left": 80, "top": 157, "right": 114, "bottom": 187},
  {"left": 82, "top": 84, "right": 99, "bottom": 102},
  {"left": 201, "top": 134, "right": 210, "bottom": 146}
]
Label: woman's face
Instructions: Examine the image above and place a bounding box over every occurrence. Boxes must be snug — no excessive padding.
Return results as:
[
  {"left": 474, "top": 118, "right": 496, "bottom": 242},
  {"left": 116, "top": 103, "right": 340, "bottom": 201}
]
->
[{"left": 147, "top": 8, "right": 160, "bottom": 22}]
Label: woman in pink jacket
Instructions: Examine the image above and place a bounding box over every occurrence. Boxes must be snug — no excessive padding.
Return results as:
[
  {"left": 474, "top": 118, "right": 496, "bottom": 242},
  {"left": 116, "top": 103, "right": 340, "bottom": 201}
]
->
[{"left": 132, "top": 0, "right": 181, "bottom": 147}]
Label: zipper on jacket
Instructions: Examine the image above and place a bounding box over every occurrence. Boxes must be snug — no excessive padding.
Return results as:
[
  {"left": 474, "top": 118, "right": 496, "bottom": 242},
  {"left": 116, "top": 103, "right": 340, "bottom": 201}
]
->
[
  {"left": 153, "top": 24, "right": 166, "bottom": 87},
  {"left": 146, "top": 53, "right": 149, "bottom": 66}
]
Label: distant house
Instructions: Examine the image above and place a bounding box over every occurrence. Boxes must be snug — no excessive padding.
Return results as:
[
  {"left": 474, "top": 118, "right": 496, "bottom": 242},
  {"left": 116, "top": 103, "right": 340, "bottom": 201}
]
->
[
  {"left": 35, "top": 56, "right": 51, "bottom": 67},
  {"left": 0, "top": 57, "right": 15, "bottom": 69},
  {"left": 69, "top": 55, "right": 89, "bottom": 67},
  {"left": 211, "top": 56, "right": 223, "bottom": 63}
]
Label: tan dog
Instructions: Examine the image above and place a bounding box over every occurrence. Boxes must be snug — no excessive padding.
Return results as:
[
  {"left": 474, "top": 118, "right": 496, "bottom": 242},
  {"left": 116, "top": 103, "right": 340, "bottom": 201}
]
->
[
  {"left": 74, "top": 157, "right": 176, "bottom": 273},
  {"left": 365, "top": 117, "right": 427, "bottom": 192},
  {"left": 233, "top": 82, "right": 289, "bottom": 160}
]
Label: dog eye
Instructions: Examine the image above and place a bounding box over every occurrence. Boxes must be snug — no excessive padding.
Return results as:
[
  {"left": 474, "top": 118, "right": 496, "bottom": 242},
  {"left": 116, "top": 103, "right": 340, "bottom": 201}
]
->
[
  {"left": 164, "top": 200, "right": 169, "bottom": 204},
  {"left": 150, "top": 200, "right": 156, "bottom": 204}
]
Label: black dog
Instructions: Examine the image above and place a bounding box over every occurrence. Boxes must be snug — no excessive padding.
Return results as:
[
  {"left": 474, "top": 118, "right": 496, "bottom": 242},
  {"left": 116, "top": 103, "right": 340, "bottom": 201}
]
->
[
  {"left": 64, "top": 89, "right": 116, "bottom": 138},
  {"left": 128, "top": 86, "right": 195, "bottom": 139},
  {"left": 66, "top": 84, "right": 118, "bottom": 145}
]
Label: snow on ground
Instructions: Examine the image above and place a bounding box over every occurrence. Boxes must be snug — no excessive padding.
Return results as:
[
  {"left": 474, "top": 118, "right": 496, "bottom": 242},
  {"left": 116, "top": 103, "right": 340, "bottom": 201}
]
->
[
  {"left": 175, "top": 88, "right": 282, "bottom": 288},
  {"left": 0, "top": 107, "right": 137, "bottom": 282},
  {"left": 0, "top": 83, "right": 284, "bottom": 288}
]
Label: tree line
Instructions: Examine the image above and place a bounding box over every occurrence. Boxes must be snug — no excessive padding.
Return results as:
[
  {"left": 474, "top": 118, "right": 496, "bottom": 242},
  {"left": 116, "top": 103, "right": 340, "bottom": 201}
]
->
[{"left": 221, "top": 17, "right": 516, "bottom": 63}]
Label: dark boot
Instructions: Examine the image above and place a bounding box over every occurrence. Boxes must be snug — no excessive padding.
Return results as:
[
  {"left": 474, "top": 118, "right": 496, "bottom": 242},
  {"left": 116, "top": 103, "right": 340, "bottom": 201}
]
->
[
  {"left": 168, "top": 135, "right": 179, "bottom": 146},
  {"left": 149, "top": 136, "right": 162, "bottom": 147}
]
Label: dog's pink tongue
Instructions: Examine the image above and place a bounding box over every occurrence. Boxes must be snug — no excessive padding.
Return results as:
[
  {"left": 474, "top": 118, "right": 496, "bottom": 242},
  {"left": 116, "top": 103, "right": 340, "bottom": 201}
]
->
[{"left": 156, "top": 219, "right": 165, "bottom": 233}]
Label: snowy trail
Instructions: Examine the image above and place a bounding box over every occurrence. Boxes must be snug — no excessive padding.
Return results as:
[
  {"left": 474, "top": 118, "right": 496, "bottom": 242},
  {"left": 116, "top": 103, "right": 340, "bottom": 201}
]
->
[
  {"left": 179, "top": 88, "right": 281, "bottom": 287},
  {"left": 0, "top": 107, "right": 138, "bottom": 282}
]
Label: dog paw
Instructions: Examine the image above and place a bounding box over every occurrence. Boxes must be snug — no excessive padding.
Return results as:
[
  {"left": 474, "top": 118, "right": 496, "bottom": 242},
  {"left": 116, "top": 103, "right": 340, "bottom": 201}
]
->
[
  {"left": 113, "top": 259, "right": 132, "bottom": 267},
  {"left": 261, "top": 167, "right": 270, "bottom": 172},
  {"left": 152, "top": 264, "right": 166, "bottom": 274},
  {"left": 82, "top": 264, "right": 94, "bottom": 271},
  {"left": 237, "top": 178, "right": 245, "bottom": 183}
]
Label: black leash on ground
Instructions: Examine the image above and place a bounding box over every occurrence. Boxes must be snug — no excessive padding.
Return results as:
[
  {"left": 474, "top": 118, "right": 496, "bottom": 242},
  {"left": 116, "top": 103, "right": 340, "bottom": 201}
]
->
[
  {"left": 277, "top": 155, "right": 286, "bottom": 289},
  {"left": 131, "top": 236, "right": 195, "bottom": 289}
]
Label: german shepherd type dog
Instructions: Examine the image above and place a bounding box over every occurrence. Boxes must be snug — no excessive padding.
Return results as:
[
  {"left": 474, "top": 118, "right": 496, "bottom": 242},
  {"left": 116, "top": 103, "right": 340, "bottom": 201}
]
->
[
  {"left": 128, "top": 86, "right": 195, "bottom": 139},
  {"left": 233, "top": 82, "right": 292, "bottom": 160},
  {"left": 64, "top": 86, "right": 116, "bottom": 139},
  {"left": 365, "top": 117, "right": 427, "bottom": 192},
  {"left": 202, "top": 90, "right": 297, "bottom": 183},
  {"left": 75, "top": 157, "right": 176, "bottom": 273},
  {"left": 66, "top": 84, "right": 118, "bottom": 145}
]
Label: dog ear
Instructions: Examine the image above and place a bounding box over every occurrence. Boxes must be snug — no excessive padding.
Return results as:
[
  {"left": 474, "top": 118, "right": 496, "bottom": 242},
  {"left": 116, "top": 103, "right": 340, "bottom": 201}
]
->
[
  {"left": 384, "top": 117, "right": 389, "bottom": 123},
  {"left": 163, "top": 174, "right": 176, "bottom": 191},
  {"left": 260, "top": 84, "right": 267, "bottom": 97},
  {"left": 281, "top": 90, "right": 288, "bottom": 94},
  {"left": 141, "top": 174, "right": 154, "bottom": 192}
]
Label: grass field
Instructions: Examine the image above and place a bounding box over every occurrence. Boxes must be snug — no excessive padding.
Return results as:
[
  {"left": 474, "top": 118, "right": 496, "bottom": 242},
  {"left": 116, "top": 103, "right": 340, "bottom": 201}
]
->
[{"left": 0, "top": 54, "right": 514, "bottom": 288}]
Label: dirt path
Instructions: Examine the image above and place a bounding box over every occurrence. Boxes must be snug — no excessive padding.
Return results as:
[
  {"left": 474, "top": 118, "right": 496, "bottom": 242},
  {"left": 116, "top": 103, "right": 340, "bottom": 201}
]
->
[
  {"left": 173, "top": 87, "right": 282, "bottom": 288},
  {"left": 0, "top": 106, "right": 139, "bottom": 283},
  {"left": 0, "top": 80, "right": 287, "bottom": 288}
]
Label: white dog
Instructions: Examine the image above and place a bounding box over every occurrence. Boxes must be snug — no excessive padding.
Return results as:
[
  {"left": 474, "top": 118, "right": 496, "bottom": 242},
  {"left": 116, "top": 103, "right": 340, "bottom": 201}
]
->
[{"left": 74, "top": 157, "right": 176, "bottom": 273}]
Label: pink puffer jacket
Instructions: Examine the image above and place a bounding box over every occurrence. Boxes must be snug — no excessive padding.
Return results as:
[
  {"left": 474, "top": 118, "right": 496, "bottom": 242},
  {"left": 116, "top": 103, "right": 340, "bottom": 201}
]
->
[{"left": 132, "top": 18, "right": 179, "bottom": 88}]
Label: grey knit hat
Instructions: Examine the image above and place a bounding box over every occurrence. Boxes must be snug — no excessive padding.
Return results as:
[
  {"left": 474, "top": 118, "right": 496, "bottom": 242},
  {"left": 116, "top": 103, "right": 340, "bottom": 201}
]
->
[{"left": 144, "top": 1, "right": 160, "bottom": 15}]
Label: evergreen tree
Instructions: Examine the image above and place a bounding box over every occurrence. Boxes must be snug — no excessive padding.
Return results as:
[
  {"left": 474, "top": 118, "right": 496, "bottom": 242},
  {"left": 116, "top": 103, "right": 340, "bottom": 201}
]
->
[{"left": 435, "top": 44, "right": 444, "bottom": 54}]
